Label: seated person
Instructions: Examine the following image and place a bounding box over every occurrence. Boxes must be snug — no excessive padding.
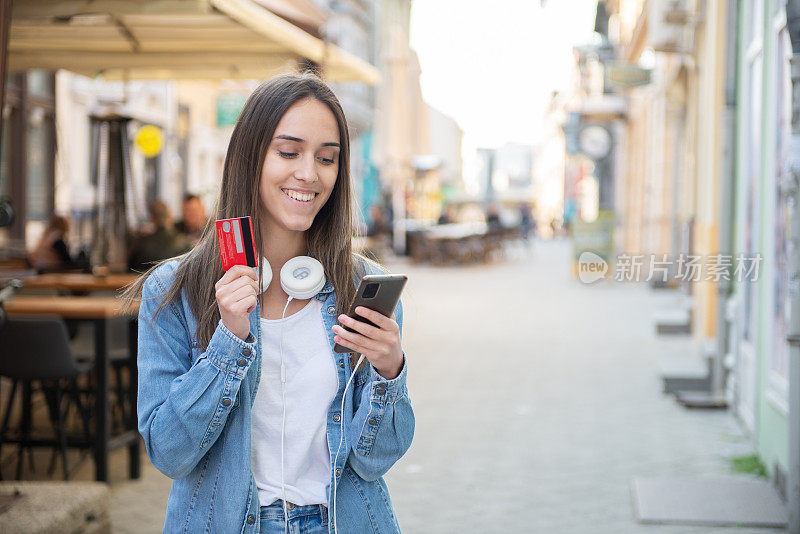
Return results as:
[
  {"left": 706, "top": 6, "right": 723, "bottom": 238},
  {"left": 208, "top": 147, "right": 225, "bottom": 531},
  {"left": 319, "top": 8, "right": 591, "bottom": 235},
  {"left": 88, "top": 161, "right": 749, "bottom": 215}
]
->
[
  {"left": 437, "top": 204, "right": 457, "bottom": 225},
  {"left": 366, "top": 205, "right": 391, "bottom": 237},
  {"left": 485, "top": 203, "right": 503, "bottom": 232},
  {"left": 29, "top": 215, "right": 83, "bottom": 273},
  {"left": 128, "top": 200, "right": 192, "bottom": 273},
  {"left": 174, "top": 193, "right": 207, "bottom": 245}
]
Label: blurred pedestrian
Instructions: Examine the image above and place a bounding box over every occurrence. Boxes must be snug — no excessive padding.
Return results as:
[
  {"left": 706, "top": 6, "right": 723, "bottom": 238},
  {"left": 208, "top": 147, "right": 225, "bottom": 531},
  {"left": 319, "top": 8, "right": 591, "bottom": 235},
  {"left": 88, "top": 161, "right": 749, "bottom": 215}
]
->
[
  {"left": 486, "top": 203, "right": 502, "bottom": 232},
  {"left": 174, "top": 193, "right": 207, "bottom": 245},
  {"left": 519, "top": 203, "right": 533, "bottom": 241},
  {"left": 128, "top": 200, "right": 192, "bottom": 272},
  {"left": 366, "top": 204, "right": 391, "bottom": 237},
  {"left": 28, "top": 215, "right": 86, "bottom": 273},
  {"left": 437, "top": 204, "right": 456, "bottom": 225},
  {"left": 550, "top": 217, "right": 562, "bottom": 238}
]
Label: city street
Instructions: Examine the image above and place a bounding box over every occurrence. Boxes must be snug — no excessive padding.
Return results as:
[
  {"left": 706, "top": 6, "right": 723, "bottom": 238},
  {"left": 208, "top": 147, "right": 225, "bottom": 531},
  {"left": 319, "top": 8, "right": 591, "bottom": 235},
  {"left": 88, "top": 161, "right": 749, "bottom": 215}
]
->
[
  {"left": 105, "top": 239, "right": 784, "bottom": 533},
  {"left": 2, "top": 0, "right": 798, "bottom": 531}
]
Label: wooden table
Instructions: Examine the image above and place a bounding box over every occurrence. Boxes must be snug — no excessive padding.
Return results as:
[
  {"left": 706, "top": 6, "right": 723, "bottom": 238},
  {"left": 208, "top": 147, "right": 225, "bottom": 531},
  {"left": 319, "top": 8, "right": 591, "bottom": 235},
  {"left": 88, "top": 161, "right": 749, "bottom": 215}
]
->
[
  {"left": 19, "top": 273, "right": 139, "bottom": 293},
  {"left": 3, "top": 296, "right": 141, "bottom": 482},
  {"left": 407, "top": 223, "right": 490, "bottom": 265}
]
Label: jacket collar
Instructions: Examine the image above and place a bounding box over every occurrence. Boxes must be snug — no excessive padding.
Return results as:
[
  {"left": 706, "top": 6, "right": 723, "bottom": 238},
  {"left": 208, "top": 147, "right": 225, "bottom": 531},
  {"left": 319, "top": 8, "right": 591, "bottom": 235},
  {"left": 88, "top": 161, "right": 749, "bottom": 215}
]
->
[{"left": 319, "top": 277, "right": 334, "bottom": 295}]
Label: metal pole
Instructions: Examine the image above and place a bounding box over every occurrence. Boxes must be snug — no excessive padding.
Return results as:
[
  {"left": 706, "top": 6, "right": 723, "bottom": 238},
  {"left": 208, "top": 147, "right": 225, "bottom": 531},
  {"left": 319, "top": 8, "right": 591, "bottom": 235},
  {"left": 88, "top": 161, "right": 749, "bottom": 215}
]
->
[
  {"left": 0, "top": 0, "right": 12, "bottom": 151},
  {"left": 784, "top": 3, "right": 800, "bottom": 531},
  {"left": 392, "top": 165, "right": 406, "bottom": 255},
  {"left": 712, "top": 0, "right": 739, "bottom": 403}
]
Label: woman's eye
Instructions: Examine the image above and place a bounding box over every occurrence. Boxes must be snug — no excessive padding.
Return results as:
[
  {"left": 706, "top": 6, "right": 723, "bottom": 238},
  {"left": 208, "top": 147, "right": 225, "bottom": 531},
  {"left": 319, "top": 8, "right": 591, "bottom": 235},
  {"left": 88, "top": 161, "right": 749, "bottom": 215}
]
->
[
  {"left": 278, "top": 151, "right": 298, "bottom": 159},
  {"left": 318, "top": 156, "right": 336, "bottom": 165}
]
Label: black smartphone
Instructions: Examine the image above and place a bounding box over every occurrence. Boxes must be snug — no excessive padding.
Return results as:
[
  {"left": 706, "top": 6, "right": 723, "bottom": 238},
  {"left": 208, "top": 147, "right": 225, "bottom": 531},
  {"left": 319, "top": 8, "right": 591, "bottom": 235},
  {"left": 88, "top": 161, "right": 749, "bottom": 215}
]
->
[{"left": 333, "top": 273, "right": 408, "bottom": 353}]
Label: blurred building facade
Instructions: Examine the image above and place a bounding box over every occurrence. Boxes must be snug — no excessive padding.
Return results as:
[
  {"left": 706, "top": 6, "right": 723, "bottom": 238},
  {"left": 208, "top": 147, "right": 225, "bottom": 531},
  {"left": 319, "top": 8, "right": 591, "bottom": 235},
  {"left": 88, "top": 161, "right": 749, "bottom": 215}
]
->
[
  {"left": 426, "top": 104, "right": 464, "bottom": 210},
  {"left": 734, "top": 0, "right": 794, "bottom": 502},
  {"left": 533, "top": 92, "right": 568, "bottom": 236},
  {"left": 0, "top": 0, "right": 441, "bottom": 265},
  {"left": 584, "top": 0, "right": 796, "bottom": 508},
  {"left": 558, "top": 23, "right": 626, "bottom": 259},
  {"left": 371, "top": 0, "right": 466, "bottom": 249},
  {"left": 320, "top": 0, "right": 380, "bottom": 228}
]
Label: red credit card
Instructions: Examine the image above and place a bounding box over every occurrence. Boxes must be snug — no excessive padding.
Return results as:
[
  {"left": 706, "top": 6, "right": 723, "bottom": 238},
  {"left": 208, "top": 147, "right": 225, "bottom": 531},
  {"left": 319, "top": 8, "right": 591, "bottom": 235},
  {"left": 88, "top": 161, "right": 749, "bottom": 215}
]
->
[{"left": 216, "top": 216, "right": 258, "bottom": 271}]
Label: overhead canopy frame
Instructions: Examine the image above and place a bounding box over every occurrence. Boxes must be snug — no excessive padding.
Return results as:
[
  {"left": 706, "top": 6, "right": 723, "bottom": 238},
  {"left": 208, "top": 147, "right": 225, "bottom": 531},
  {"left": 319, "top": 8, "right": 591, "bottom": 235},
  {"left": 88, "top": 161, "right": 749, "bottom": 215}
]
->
[{"left": 7, "top": 0, "right": 380, "bottom": 83}]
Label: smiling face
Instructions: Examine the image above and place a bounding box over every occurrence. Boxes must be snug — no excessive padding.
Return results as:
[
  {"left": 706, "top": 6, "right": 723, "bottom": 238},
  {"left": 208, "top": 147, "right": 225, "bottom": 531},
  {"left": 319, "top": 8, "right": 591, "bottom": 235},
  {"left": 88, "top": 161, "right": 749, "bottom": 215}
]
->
[{"left": 259, "top": 98, "right": 341, "bottom": 237}]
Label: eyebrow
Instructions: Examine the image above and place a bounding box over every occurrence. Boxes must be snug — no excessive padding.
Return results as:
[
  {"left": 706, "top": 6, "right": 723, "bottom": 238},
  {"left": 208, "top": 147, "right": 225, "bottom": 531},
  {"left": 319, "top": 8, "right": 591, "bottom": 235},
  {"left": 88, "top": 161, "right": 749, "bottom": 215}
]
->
[{"left": 274, "top": 135, "right": 340, "bottom": 148}]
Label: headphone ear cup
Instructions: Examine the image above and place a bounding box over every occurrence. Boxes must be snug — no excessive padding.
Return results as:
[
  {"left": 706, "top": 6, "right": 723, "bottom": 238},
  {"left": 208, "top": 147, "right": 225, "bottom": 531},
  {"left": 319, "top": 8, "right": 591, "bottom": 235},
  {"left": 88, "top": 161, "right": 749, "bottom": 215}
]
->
[
  {"left": 280, "top": 256, "right": 325, "bottom": 299},
  {"left": 257, "top": 257, "right": 272, "bottom": 294}
]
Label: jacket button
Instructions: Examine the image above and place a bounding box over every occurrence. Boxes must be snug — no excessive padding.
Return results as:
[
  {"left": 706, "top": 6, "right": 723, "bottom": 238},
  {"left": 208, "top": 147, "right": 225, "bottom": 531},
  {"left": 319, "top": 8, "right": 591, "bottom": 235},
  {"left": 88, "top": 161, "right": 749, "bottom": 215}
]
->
[
  {"left": 237, "top": 358, "right": 247, "bottom": 366},
  {"left": 328, "top": 306, "right": 335, "bottom": 314},
  {"left": 339, "top": 360, "right": 344, "bottom": 368},
  {"left": 375, "top": 388, "right": 386, "bottom": 395},
  {"left": 222, "top": 398, "right": 232, "bottom": 407},
  {"left": 368, "top": 418, "right": 377, "bottom": 425},
  {"left": 247, "top": 515, "right": 255, "bottom": 524},
  {"left": 335, "top": 468, "right": 341, "bottom": 476},
  {"left": 241, "top": 348, "right": 251, "bottom": 356},
  {"left": 333, "top": 413, "right": 341, "bottom": 422}
]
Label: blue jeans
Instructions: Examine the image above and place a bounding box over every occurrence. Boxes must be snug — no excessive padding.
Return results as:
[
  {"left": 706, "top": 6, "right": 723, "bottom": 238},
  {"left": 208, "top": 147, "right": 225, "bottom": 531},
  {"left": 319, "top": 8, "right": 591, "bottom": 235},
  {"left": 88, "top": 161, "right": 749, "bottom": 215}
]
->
[{"left": 259, "top": 500, "right": 328, "bottom": 534}]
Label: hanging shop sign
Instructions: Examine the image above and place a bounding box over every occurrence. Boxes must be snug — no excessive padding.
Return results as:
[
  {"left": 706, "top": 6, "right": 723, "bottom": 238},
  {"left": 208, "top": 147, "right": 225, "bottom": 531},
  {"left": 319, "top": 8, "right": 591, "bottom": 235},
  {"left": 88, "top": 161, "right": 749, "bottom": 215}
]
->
[{"left": 217, "top": 94, "right": 248, "bottom": 127}]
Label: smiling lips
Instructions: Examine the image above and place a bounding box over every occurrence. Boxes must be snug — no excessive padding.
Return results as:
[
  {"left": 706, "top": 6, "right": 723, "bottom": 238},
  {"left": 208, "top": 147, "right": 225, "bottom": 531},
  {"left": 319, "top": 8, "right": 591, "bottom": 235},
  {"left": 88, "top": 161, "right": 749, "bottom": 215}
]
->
[{"left": 282, "top": 188, "right": 317, "bottom": 203}]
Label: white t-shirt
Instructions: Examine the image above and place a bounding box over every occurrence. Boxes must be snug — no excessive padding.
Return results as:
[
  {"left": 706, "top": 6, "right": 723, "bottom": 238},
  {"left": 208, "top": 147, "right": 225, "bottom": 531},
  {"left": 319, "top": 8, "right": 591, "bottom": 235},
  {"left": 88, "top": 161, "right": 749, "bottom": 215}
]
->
[{"left": 251, "top": 298, "right": 338, "bottom": 507}]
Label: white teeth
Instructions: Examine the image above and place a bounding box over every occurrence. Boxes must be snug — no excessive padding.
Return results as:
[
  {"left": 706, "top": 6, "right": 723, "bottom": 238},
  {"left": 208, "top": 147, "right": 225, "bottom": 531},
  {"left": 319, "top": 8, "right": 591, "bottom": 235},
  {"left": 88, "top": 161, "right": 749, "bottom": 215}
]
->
[{"left": 284, "top": 189, "right": 316, "bottom": 202}]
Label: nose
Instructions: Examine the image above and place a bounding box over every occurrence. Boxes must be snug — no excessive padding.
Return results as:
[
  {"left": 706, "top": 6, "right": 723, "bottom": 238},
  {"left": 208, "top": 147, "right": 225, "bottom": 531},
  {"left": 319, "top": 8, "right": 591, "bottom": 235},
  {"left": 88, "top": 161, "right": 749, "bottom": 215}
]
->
[{"left": 293, "top": 153, "right": 318, "bottom": 183}]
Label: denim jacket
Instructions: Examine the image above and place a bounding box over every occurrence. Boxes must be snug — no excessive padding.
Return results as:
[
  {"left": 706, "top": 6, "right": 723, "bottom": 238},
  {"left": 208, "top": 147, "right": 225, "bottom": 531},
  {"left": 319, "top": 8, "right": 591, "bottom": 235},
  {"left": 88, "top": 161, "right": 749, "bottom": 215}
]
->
[{"left": 136, "top": 259, "right": 414, "bottom": 533}]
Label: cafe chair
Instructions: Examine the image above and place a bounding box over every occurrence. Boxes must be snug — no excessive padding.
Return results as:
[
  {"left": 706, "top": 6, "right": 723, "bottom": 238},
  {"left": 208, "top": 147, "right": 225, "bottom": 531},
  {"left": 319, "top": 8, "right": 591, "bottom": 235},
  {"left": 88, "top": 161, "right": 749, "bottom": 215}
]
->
[
  {"left": 69, "top": 319, "right": 134, "bottom": 435},
  {"left": 0, "top": 316, "right": 94, "bottom": 480}
]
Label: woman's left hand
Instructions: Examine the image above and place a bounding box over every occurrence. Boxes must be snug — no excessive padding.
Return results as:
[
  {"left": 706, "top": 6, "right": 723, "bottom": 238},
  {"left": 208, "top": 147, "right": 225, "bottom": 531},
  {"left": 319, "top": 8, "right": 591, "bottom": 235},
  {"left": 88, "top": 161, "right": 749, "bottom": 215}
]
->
[{"left": 332, "top": 306, "right": 404, "bottom": 379}]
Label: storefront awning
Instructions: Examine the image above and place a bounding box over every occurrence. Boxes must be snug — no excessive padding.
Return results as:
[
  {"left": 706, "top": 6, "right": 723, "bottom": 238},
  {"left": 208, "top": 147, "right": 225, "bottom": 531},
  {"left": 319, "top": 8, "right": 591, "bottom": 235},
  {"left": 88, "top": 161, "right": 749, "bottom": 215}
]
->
[{"left": 7, "top": 0, "right": 380, "bottom": 84}]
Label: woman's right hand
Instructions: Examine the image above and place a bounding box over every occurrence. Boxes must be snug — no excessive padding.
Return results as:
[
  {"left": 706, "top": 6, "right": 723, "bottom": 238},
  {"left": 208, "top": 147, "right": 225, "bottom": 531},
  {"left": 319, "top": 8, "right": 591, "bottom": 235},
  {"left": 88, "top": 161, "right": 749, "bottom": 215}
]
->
[{"left": 215, "top": 265, "right": 259, "bottom": 341}]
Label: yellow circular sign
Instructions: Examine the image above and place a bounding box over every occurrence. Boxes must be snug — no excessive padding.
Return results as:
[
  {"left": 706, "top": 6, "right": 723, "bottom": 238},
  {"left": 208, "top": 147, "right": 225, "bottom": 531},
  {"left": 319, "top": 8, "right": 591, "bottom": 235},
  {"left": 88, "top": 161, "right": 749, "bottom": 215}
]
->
[{"left": 135, "top": 125, "right": 163, "bottom": 158}]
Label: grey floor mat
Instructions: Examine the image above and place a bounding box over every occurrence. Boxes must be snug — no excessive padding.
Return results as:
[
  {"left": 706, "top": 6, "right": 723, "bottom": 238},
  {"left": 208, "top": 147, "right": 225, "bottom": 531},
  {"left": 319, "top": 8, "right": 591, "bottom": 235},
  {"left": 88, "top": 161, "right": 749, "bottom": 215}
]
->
[{"left": 631, "top": 476, "right": 787, "bottom": 528}]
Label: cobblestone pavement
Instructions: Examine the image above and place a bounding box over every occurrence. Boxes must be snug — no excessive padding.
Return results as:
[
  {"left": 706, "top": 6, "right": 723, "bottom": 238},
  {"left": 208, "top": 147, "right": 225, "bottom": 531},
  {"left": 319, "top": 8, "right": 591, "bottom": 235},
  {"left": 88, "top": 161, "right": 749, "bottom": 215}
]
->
[{"left": 105, "top": 239, "right": 785, "bottom": 533}]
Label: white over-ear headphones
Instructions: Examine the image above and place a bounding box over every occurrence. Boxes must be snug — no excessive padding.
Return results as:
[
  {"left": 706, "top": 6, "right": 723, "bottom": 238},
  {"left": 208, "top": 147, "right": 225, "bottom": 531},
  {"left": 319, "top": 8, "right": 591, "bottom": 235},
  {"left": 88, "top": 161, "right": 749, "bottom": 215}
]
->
[
  {"left": 256, "top": 255, "right": 326, "bottom": 534},
  {"left": 257, "top": 255, "right": 326, "bottom": 299}
]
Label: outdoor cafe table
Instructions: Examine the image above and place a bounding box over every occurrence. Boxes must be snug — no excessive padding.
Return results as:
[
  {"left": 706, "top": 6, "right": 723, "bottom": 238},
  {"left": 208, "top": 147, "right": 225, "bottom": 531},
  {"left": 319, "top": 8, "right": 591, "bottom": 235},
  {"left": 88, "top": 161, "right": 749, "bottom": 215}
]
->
[
  {"left": 19, "top": 273, "right": 139, "bottom": 293},
  {"left": 3, "top": 296, "right": 141, "bottom": 482},
  {"left": 412, "top": 222, "right": 491, "bottom": 264},
  {"left": 425, "top": 221, "right": 489, "bottom": 240}
]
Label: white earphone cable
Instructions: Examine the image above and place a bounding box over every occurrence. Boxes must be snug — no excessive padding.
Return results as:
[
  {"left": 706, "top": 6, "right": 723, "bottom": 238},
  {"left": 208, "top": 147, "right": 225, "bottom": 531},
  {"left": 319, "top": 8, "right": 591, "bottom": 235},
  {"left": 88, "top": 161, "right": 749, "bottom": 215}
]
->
[
  {"left": 331, "top": 352, "right": 365, "bottom": 534},
  {"left": 257, "top": 256, "right": 327, "bottom": 531},
  {"left": 280, "top": 295, "right": 293, "bottom": 534}
]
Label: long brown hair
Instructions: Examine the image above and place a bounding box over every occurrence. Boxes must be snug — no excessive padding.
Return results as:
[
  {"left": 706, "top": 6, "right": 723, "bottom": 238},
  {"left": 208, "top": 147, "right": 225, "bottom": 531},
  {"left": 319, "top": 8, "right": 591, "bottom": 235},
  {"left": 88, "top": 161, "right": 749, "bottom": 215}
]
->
[{"left": 123, "top": 72, "right": 377, "bottom": 367}]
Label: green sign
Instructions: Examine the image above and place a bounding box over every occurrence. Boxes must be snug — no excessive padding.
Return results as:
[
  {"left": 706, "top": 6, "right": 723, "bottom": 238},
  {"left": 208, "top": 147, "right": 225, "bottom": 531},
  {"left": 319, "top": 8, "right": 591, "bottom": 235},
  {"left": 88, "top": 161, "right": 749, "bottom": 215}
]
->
[
  {"left": 605, "top": 61, "right": 652, "bottom": 88},
  {"left": 216, "top": 94, "right": 248, "bottom": 127},
  {"left": 572, "top": 210, "right": 615, "bottom": 262}
]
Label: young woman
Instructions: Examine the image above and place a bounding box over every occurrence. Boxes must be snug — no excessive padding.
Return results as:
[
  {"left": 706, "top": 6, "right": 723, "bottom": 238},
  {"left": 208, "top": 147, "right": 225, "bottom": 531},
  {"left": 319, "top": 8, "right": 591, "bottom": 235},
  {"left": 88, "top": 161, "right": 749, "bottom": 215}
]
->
[{"left": 125, "top": 72, "right": 414, "bottom": 533}]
